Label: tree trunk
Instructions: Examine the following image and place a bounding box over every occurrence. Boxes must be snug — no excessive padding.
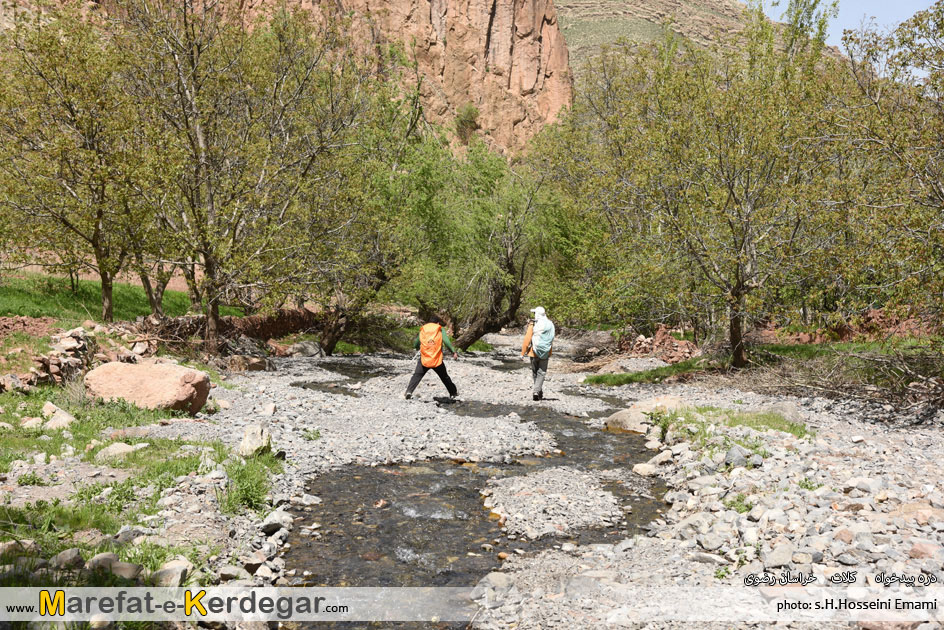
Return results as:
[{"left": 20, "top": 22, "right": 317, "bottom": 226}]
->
[
  {"left": 203, "top": 256, "right": 221, "bottom": 354},
  {"left": 100, "top": 272, "right": 114, "bottom": 322},
  {"left": 320, "top": 310, "right": 348, "bottom": 356},
  {"left": 183, "top": 261, "right": 202, "bottom": 313},
  {"left": 138, "top": 272, "right": 163, "bottom": 318},
  {"left": 729, "top": 296, "right": 748, "bottom": 368}
]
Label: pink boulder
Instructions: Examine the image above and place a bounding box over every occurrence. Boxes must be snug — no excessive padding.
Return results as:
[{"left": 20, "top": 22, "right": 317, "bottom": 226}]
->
[{"left": 84, "top": 361, "right": 210, "bottom": 414}]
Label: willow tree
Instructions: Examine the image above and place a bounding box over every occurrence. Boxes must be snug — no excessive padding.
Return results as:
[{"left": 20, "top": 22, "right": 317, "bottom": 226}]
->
[
  {"left": 538, "top": 3, "right": 847, "bottom": 366},
  {"left": 110, "top": 0, "right": 391, "bottom": 350},
  {"left": 0, "top": 6, "right": 147, "bottom": 321},
  {"left": 844, "top": 1, "right": 944, "bottom": 318}
]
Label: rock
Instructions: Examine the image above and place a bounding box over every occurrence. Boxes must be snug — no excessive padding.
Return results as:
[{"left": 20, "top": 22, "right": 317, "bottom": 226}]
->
[
  {"left": 632, "top": 463, "right": 658, "bottom": 477},
  {"left": 150, "top": 558, "right": 192, "bottom": 587},
  {"left": 49, "top": 548, "right": 84, "bottom": 570},
  {"left": 242, "top": 550, "right": 268, "bottom": 574},
  {"left": 606, "top": 396, "right": 685, "bottom": 433},
  {"left": 88, "top": 615, "right": 113, "bottom": 630},
  {"left": 20, "top": 417, "right": 43, "bottom": 429},
  {"left": 0, "top": 422, "right": 12, "bottom": 431},
  {"left": 84, "top": 361, "right": 210, "bottom": 414},
  {"left": 110, "top": 562, "right": 143, "bottom": 580},
  {"left": 226, "top": 356, "right": 271, "bottom": 372},
  {"left": 260, "top": 402, "right": 276, "bottom": 416},
  {"left": 219, "top": 565, "right": 252, "bottom": 581},
  {"left": 95, "top": 443, "right": 135, "bottom": 462},
  {"left": 764, "top": 401, "right": 804, "bottom": 423},
  {"left": 287, "top": 341, "right": 324, "bottom": 357},
  {"left": 647, "top": 450, "right": 672, "bottom": 466},
  {"left": 763, "top": 544, "right": 795, "bottom": 569},
  {"left": 261, "top": 510, "right": 294, "bottom": 535},
  {"left": 908, "top": 542, "right": 941, "bottom": 559},
  {"left": 44, "top": 408, "right": 75, "bottom": 430},
  {"left": 238, "top": 424, "right": 272, "bottom": 458},
  {"left": 724, "top": 446, "right": 748, "bottom": 468},
  {"left": 85, "top": 552, "right": 119, "bottom": 571}
]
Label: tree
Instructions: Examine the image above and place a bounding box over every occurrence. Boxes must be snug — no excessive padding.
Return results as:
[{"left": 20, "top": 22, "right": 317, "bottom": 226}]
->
[
  {"left": 843, "top": 1, "right": 944, "bottom": 319},
  {"left": 114, "top": 0, "right": 388, "bottom": 351},
  {"left": 0, "top": 5, "right": 148, "bottom": 321},
  {"left": 537, "top": 5, "right": 849, "bottom": 366}
]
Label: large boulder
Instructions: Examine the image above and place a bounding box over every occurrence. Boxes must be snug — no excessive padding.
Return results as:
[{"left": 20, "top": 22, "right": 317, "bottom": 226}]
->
[
  {"left": 605, "top": 395, "right": 685, "bottom": 433},
  {"left": 84, "top": 361, "right": 210, "bottom": 414}
]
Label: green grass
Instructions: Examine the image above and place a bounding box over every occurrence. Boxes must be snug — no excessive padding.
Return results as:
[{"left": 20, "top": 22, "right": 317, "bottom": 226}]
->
[
  {"left": 302, "top": 428, "right": 321, "bottom": 441},
  {"left": 16, "top": 471, "right": 46, "bottom": 486},
  {"left": 218, "top": 453, "right": 283, "bottom": 514},
  {"left": 584, "top": 356, "right": 721, "bottom": 385},
  {"left": 0, "top": 273, "right": 241, "bottom": 325},
  {"left": 697, "top": 406, "right": 811, "bottom": 439},
  {"left": 723, "top": 493, "right": 754, "bottom": 514},
  {"left": 798, "top": 477, "right": 823, "bottom": 491}
]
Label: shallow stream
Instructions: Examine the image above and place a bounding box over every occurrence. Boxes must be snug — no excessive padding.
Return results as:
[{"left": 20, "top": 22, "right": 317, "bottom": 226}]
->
[{"left": 282, "top": 357, "right": 665, "bottom": 590}]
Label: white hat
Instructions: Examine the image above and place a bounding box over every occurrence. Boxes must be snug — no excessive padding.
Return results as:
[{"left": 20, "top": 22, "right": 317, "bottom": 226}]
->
[{"left": 530, "top": 306, "right": 546, "bottom": 317}]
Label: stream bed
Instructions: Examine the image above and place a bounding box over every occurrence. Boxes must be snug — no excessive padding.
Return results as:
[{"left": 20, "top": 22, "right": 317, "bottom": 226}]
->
[{"left": 281, "top": 358, "right": 666, "bottom": 591}]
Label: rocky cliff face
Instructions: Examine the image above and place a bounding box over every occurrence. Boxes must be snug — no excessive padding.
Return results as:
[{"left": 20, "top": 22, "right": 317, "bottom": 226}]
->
[
  {"left": 320, "top": 0, "right": 574, "bottom": 152},
  {"left": 2, "top": 0, "right": 573, "bottom": 152}
]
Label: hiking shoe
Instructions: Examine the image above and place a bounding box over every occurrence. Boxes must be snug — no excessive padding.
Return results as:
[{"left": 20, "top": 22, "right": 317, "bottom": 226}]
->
[
  {"left": 449, "top": 394, "right": 461, "bottom": 403},
  {"left": 533, "top": 392, "right": 543, "bottom": 401},
  {"left": 404, "top": 392, "right": 412, "bottom": 400}
]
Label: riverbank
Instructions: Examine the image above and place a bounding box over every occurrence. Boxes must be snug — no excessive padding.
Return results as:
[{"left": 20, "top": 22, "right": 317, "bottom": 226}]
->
[{"left": 2, "top": 331, "right": 943, "bottom": 630}]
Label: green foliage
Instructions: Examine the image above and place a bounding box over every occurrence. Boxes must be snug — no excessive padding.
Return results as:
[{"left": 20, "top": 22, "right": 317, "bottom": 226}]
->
[
  {"left": 455, "top": 104, "right": 480, "bottom": 144},
  {"left": 722, "top": 493, "right": 754, "bottom": 514},
  {"left": 302, "top": 428, "right": 322, "bottom": 441},
  {"left": 583, "top": 357, "right": 719, "bottom": 385},
  {"left": 16, "top": 472, "right": 46, "bottom": 486},
  {"left": 219, "top": 454, "right": 283, "bottom": 514},
  {"left": 798, "top": 477, "right": 823, "bottom": 491}
]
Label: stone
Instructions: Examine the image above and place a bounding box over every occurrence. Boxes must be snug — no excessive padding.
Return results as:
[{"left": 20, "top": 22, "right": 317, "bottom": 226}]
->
[
  {"left": 0, "top": 422, "right": 12, "bottom": 431},
  {"left": 150, "top": 558, "right": 192, "bottom": 587},
  {"left": 44, "top": 409, "right": 75, "bottom": 430},
  {"left": 723, "top": 446, "right": 748, "bottom": 468},
  {"left": 20, "top": 417, "right": 43, "bottom": 429},
  {"left": 764, "top": 401, "right": 804, "bottom": 423},
  {"left": 632, "top": 463, "right": 658, "bottom": 477},
  {"left": 85, "top": 552, "right": 119, "bottom": 571},
  {"left": 647, "top": 450, "right": 672, "bottom": 466},
  {"left": 219, "top": 565, "right": 252, "bottom": 581},
  {"left": 287, "top": 341, "right": 324, "bottom": 357},
  {"left": 226, "top": 356, "right": 270, "bottom": 372},
  {"left": 49, "top": 548, "right": 84, "bottom": 570},
  {"left": 908, "top": 542, "right": 941, "bottom": 559},
  {"left": 763, "top": 544, "right": 795, "bottom": 569},
  {"left": 239, "top": 424, "right": 272, "bottom": 458},
  {"left": 261, "top": 510, "right": 294, "bottom": 535},
  {"left": 605, "top": 396, "right": 685, "bottom": 433},
  {"left": 242, "top": 550, "right": 268, "bottom": 574},
  {"left": 110, "top": 562, "right": 143, "bottom": 580},
  {"left": 260, "top": 403, "right": 276, "bottom": 416},
  {"left": 95, "top": 443, "right": 135, "bottom": 462},
  {"left": 84, "top": 361, "right": 210, "bottom": 414}
]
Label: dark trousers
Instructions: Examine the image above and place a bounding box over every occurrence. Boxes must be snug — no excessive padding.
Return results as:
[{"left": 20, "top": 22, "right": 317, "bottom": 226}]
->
[{"left": 405, "top": 359, "right": 457, "bottom": 396}]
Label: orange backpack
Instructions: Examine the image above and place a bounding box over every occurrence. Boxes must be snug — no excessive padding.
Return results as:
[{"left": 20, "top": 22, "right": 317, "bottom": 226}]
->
[{"left": 419, "top": 323, "right": 443, "bottom": 368}]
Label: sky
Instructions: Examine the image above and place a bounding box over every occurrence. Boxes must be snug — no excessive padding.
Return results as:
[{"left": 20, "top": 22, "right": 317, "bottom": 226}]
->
[{"left": 761, "top": 1, "right": 935, "bottom": 49}]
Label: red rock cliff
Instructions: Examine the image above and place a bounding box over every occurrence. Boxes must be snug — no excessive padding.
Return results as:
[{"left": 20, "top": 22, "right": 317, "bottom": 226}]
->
[
  {"left": 279, "top": 0, "right": 574, "bottom": 152},
  {"left": 349, "top": 0, "right": 574, "bottom": 152}
]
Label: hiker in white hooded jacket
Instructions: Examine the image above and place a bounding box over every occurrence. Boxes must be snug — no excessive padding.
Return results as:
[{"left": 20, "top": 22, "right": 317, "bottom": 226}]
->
[{"left": 520, "top": 306, "right": 556, "bottom": 401}]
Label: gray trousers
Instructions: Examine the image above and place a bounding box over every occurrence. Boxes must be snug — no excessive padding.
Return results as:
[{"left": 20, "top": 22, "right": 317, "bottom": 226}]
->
[{"left": 530, "top": 356, "right": 549, "bottom": 395}]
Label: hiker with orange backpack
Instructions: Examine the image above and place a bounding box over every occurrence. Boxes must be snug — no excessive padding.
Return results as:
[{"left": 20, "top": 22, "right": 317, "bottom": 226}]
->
[{"left": 404, "top": 316, "right": 460, "bottom": 401}]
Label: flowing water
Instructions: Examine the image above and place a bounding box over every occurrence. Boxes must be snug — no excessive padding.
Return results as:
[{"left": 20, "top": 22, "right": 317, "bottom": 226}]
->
[{"left": 281, "top": 356, "right": 665, "bottom": 626}]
